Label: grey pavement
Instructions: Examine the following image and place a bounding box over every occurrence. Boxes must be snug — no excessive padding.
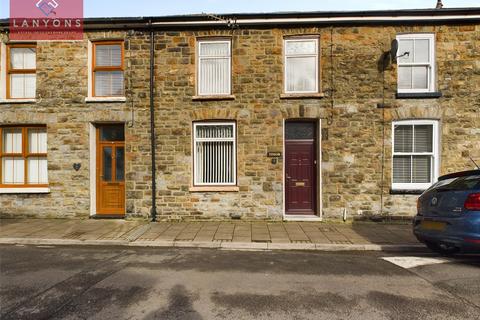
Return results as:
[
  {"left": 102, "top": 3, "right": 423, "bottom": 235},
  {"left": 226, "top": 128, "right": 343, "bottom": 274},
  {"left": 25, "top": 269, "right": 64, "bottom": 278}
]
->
[
  {"left": 1, "top": 245, "right": 479, "bottom": 319},
  {"left": 0, "top": 219, "right": 422, "bottom": 251}
]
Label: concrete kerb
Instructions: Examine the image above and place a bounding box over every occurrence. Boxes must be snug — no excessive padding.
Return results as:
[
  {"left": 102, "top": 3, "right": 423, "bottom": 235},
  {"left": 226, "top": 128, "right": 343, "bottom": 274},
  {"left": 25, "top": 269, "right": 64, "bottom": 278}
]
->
[{"left": 0, "top": 238, "right": 425, "bottom": 252}]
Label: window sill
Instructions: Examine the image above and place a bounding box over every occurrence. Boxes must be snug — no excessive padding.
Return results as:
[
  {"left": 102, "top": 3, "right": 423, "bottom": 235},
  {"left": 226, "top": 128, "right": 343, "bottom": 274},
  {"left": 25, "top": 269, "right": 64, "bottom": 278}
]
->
[
  {"left": 85, "top": 97, "right": 127, "bottom": 103},
  {"left": 280, "top": 93, "right": 325, "bottom": 99},
  {"left": 390, "top": 189, "right": 425, "bottom": 195},
  {"left": 189, "top": 186, "right": 239, "bottom": 192},
  {"left": 192, "top": 95, "right": 235, "bottom": 101},
  {"left": 396, "top": 92, "right": 442, "bottom": 99},
  {"left": 0, "top": 187, "right": 50, "bottom": 194},
  {"left": 0, "top": 99, "right": 37, "bottom": 104}
]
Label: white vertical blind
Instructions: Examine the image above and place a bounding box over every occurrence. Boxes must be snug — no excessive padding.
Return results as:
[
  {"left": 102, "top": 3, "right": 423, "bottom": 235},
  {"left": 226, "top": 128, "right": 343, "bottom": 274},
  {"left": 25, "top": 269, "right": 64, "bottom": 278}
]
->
[
  {"left": 285, "top": 39, "right": 318, "bottom": 93},
  {"left": 194, "top": 123, "right": 236, "bottom": 185},
  {"left": 393, "top": 123, "right": 436, "bottom": 186},
  {"left": 397, "top": 35, "right": 434, "bottom": 91},
  {"left": 198, "top": 41, "right": 231, "bottom": 95}
]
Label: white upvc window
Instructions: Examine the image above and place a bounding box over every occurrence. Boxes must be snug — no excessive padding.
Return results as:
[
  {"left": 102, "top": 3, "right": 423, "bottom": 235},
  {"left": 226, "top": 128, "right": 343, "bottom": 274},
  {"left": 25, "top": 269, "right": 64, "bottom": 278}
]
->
[
  {"left": 193, "top": 122, "right": 236, "bottom": 186},
  {"left": 392, "top": 120, "right": 439, "bottom": 190},
  {"left": 397, "top": 33, "right": 435, "bottom": 93},
  {"left": 197, "top": 40, "right": 231, "bottom": 96},
  {"left": 284, "top": 38, "right": 319, "bottom": 93}
]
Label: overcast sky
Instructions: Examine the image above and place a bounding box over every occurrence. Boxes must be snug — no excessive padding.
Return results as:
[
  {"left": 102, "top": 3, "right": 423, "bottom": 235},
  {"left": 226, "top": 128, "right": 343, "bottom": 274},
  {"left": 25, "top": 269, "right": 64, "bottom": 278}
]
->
[{"left": 1, "top": 0, "right": 479, "bottom": 18}]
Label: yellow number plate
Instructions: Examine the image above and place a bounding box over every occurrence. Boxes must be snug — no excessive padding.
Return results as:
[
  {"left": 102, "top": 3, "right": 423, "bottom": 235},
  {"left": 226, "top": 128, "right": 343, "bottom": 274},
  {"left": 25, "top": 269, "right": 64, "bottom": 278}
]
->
[{"left": 420, "top": 221, "right": 446, "bottom": 231}]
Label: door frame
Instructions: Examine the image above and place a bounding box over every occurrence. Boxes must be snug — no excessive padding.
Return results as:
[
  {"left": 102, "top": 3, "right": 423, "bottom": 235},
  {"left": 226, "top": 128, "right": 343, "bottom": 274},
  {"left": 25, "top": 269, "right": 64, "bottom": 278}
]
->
[
  {"left": 89, "top": 122, "right": 126, "bottom": 218},
  {"left": 282, "top": 119, "right": 323, "bottom": 221}
]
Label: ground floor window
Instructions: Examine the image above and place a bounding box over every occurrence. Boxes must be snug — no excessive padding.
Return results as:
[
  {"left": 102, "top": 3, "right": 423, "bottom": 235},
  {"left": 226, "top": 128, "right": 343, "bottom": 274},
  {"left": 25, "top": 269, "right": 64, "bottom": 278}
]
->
[
  {"left": 0, "top": 126, "right": 48, "bottom": 187},
  {"left": 193, "top": 122, "right": 236, "bottom": 186},
  {"left": 392, "top": 120, "right": 439, "bottom": 190}
]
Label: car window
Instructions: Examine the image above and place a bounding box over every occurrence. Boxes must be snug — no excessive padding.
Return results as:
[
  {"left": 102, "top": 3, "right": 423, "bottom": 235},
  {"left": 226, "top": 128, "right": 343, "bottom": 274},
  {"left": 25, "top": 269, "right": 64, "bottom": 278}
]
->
[
  {"left": 432, "top": 178, "right": 457, "bottom": 189},
  {"left": 437, "top": 175, "right": 480, "bottom": 191}
]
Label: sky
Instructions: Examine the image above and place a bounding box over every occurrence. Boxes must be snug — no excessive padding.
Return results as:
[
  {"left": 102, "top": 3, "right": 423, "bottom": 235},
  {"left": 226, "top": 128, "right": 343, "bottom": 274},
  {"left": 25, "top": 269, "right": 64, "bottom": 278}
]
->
[{"left": 1, "top": 0, "right": 479, "bottom": 18}]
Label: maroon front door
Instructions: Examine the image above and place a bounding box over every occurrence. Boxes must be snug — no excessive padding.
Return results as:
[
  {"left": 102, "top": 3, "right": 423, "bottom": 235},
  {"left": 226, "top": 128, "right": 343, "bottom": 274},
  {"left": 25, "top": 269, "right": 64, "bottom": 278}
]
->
[{"left": 285, "top": 121, "right": 317, "bottom": 215}]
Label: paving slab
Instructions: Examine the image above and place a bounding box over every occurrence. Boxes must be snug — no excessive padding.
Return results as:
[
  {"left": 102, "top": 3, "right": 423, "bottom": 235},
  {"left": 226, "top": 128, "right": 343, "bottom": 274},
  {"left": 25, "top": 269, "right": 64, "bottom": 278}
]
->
[{"left": 0, "top": 218, "right": 422, "bottom": 252}]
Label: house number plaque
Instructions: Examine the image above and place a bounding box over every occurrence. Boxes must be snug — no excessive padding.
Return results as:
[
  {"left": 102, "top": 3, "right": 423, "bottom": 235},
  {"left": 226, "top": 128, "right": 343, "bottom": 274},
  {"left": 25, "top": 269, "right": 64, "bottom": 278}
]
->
[{"left": 267, "top": 152, "right": 282, "bottom": 158}]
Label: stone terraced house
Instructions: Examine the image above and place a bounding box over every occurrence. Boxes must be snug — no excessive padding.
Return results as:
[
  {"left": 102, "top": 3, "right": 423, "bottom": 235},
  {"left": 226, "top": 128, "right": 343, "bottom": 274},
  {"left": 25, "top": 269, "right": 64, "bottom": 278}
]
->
[{"left": 0, "top": 7, "right": 479, "bottom": 221}]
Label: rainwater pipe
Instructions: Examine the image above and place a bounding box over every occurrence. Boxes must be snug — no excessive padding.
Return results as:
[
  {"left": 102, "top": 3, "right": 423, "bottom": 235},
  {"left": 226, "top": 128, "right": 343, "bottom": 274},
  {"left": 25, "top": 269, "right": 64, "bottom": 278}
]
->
[{"left": 149, "top": 21, "right": 157, "bottom": 222}]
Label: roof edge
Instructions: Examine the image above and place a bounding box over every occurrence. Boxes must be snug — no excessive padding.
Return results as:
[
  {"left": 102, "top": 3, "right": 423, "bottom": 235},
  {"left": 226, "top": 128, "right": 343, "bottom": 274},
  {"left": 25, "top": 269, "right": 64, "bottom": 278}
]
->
[{"left": 1, "top": 7, "right": 479, "bottom": 28}]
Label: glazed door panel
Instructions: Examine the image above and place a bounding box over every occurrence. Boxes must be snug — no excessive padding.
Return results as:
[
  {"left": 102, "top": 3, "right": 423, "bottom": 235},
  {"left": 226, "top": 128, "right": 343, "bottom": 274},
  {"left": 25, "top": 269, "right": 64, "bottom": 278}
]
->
[{"left": 96, "top": 125, "right": 125, "bottom": 215}]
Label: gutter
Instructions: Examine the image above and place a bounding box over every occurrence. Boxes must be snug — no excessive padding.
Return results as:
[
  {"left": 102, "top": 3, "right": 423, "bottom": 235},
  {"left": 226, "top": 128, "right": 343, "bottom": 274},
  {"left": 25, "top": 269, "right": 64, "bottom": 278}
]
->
[
  {"left": 149, "top": 21, "right": 157, "bottom": 222},
  {"left": 1, "top": 8, "right": 479, "bottom": 29}
]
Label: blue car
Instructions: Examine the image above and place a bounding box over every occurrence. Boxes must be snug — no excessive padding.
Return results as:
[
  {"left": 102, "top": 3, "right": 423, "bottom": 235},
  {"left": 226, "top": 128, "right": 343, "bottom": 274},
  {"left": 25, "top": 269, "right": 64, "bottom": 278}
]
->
[{"left": 413, "top": 170, "right": 480, "bottom": 254}]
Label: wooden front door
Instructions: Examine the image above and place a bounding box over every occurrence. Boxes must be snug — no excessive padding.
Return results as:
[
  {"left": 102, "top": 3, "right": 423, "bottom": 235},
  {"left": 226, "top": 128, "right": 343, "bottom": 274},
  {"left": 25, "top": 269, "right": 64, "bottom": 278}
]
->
[
  {"left": 96, "top": 125, "right": 125, "bottom": 216},
  {"left": 285, "top": 121, "right": 317, "bottom": 215}
]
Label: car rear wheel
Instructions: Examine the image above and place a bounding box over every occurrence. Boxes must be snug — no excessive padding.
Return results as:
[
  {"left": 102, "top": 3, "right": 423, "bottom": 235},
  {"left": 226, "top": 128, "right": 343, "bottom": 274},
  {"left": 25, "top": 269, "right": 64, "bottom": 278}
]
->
[{"left": 425, "top": 241, "right": 460, "bottom": 256}]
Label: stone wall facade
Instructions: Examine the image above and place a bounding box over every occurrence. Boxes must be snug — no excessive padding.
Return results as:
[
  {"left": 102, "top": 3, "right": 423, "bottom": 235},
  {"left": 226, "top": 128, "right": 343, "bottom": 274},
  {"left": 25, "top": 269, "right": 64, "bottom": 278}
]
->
[{"left": 0, "top": 18, "right": 479, "bottom": 220}]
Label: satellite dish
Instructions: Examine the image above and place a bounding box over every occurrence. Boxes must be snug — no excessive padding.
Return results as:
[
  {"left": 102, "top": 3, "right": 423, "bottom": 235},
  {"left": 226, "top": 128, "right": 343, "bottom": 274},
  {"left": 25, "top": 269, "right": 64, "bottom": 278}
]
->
[{"left": 390, "top": 39, "right": 399, "bottom": 62}]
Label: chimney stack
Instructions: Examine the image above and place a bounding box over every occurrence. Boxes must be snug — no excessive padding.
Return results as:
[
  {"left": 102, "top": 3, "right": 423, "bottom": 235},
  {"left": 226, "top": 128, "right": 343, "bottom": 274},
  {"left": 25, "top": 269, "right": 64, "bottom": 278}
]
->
[{"left": 436, "top": 0, "right": 444, "bottom": 9}]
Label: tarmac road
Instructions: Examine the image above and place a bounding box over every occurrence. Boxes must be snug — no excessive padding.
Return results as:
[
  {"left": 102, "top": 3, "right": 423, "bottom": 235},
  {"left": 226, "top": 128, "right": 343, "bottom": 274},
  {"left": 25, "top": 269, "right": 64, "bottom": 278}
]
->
[{"left": 0, "top": 245, "right": 479, "bottom": 320}]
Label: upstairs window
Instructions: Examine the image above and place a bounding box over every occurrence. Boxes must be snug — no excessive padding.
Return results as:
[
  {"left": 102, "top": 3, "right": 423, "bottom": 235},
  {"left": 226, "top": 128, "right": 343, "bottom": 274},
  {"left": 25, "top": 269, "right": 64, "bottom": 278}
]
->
[
  {"left": 284, "top": 38, "right": 319, "bottom": 93},
  {"left": 7, "top": 45, "right": 36, "bottom": 99},
  {"left": 93, "top": 41, "right": 124, "bottom": 97},
  {"left": 397, "top": 34, "right": 435, "bottom": 93},
  {"left": 0, "top": 126, "right": 48, "bottom": 187},
  {"left": 197, "top": 40, "right": 231, "bottom": 96},
  {"left": 392, "top": 120, "right": 439, "bottom": 190},
  {"left": 193, "top": 122, "right": 236, "bottom": 186}
]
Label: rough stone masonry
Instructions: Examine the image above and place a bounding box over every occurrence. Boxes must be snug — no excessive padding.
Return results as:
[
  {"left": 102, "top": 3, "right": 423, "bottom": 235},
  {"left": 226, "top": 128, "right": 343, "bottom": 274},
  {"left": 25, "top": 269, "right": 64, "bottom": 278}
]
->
[{"left": 0, "top": 11, "right": 479, "bottom": 221}]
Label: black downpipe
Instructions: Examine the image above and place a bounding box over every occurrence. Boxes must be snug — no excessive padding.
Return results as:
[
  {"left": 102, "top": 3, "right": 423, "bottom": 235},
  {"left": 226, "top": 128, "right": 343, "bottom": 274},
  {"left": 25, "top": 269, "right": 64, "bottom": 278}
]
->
[{"left": 149, "top": 25, "right": 157, "bottom": 222}]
